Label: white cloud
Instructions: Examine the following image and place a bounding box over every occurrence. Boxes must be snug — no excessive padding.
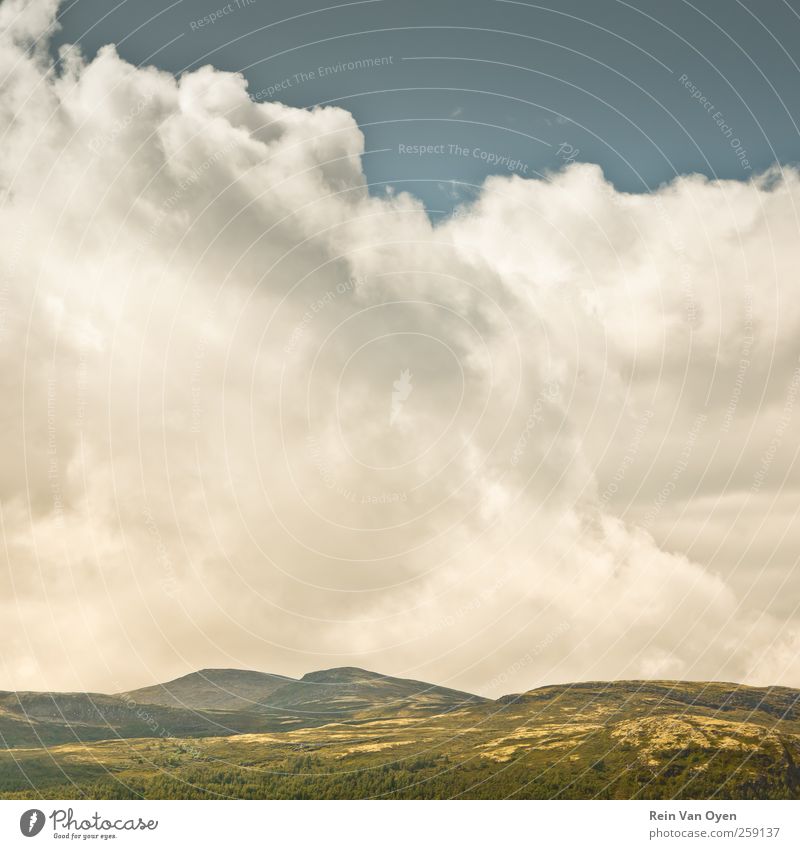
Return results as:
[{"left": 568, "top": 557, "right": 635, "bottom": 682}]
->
[{"left": 1, "top": 0, "right": 799, "bottom": 696}]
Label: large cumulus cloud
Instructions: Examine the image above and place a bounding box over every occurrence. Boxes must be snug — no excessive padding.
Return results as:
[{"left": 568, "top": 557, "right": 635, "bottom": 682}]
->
[{"left": 1, "top": 0, "right": 798, "bottom": 695}]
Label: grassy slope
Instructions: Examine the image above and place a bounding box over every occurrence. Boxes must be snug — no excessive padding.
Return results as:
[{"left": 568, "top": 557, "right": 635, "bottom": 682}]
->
[
  {"left": 0, "top": 668, "right": 486, "bottom": 750},
  {"left": 121, "top": 669, "right": 297, "bottom": 711},
  {"left": 1, "top": 680, "right": 798, "bottom": 799}
]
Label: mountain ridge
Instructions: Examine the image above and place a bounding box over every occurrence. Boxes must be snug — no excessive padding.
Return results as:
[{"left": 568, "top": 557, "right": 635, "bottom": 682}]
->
[
  {"left": 0, "top": 666, "right": 487, "bottom": 748},
  {"left": 123, "top": 665, "right": 487, "bottom": 719},
  {"left": 119, "top": 667, "right": 297, "bottom": 712},
  {"left": 2, "top": 676, "right": 799, "bottom": 799}
]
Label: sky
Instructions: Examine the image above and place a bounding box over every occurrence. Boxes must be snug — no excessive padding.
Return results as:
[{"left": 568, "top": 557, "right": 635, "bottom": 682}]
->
[
  {"left": 1, "top": 0, "right": 799, "bottom": 696},
  {"left": 53, "top": 0, "right": 800, "bottom": 213}
]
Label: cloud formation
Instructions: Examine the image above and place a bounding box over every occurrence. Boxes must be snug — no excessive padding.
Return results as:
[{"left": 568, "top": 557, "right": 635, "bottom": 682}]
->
[{"left": 1, "top": 0, "right": 799, "bottom": 696}]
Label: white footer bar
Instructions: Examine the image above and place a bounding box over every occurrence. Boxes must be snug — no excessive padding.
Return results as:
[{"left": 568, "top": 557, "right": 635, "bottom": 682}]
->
[{"left": 2, "top": 799, "right": 796, "bottom": 847}]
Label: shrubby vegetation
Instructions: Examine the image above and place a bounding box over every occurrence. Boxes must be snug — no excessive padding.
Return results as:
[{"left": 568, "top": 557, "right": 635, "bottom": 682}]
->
[{"left": 2, "top": 680, "right": 798, "bottom": 800}]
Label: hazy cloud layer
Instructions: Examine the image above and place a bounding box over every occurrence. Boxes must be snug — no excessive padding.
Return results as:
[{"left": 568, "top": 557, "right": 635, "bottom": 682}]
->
[{"left": 1, "top": 0, "right": 799, "bottom": 695}]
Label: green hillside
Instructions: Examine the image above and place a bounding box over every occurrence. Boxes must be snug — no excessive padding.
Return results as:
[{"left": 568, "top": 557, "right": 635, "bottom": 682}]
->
[
  {"left": 1, "top": 674, "right": 798, "bottom": 799},
  {"left": 122, "top": 668, "right": 296, "bottom": 711},
  {"left": 263, "top": 667, "right": 487, "bottom": 718}
]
